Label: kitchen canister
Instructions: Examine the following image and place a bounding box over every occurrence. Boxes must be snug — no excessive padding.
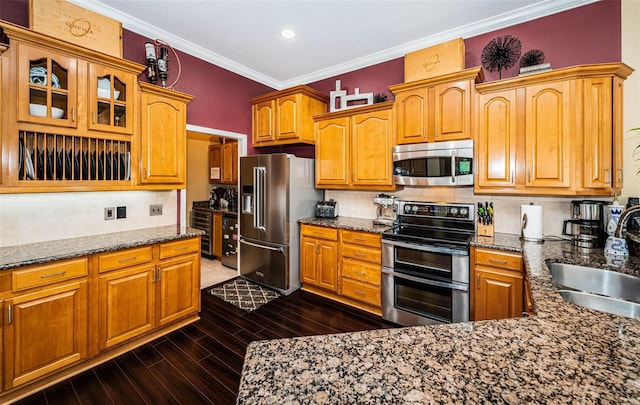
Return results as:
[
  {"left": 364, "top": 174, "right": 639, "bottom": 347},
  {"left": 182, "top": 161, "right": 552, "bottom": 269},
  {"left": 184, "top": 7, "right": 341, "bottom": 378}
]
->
[{"left": 520, "top": 204, "right": 543, "bottom": 242}]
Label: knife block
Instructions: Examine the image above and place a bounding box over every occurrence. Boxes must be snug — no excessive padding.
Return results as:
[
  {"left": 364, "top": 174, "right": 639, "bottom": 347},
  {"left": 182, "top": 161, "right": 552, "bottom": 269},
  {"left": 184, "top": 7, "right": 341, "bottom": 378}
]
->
[{"left": 477, "top": 223, "right": 494, "bottom": 237}]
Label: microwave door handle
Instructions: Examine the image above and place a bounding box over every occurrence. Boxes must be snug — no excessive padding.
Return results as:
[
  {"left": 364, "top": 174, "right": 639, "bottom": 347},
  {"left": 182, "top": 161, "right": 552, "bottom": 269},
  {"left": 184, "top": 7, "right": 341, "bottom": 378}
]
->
[{"left": 451, "top": 149, "right": 456, "bottom": 184}]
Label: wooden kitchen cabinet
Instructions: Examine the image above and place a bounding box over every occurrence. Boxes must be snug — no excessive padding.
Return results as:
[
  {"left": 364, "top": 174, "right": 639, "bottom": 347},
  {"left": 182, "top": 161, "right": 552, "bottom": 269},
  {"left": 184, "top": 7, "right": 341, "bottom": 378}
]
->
[
  {"left": 221, "top": 141, "right": 238, "bottom": 184},
  {"left": 0, "top": 21, "right": 146, "bottom": 191},
  {"left": 389, "top": 67, "right": 482, "bottom": 145},
  {"left": 315, "top": 101, "right": 394, "bottom": 190},
  {"left": 4, "top": 258, "right": 89, "bottom": 390},
  {"left": 97, "top": 240, "right": 200, "bottom": 350},
  {"left": 156, "top": 239, "right": 201, "bottom": 327},
  {"left": 339, "top": 230, "right": 382, "bottom": 314},
  {"left": 209, "top": 141, "right": 238, "bottom": 185},
  {"left": 87, "top": 63, "right": 136, "bottom": 134},
  {"left": 476, "top": 89, "right": 518, "bottom": 189},
  {"left": 471, "top": 247, "right": 523, "bottom": 321},
  {"left": 475, "top": 63, "right": 633, "bottom": 196},
  {"left": 97, "top": 246, "right": 155, "bottom": 350},
  {"left": 0, "top": 236, "right": 201, "bottom": 402},
  {"left": 250, "top": 85, "right": 328, "bottom": 147},
  {"left": 209, "top": 144, "right": 222, "bottom": 183},
  {"left": 139, "top": 82, "right": 193, "bottom": 186},
  {"left": 300, "top": 225, "right": 339, "bottom": 293}
]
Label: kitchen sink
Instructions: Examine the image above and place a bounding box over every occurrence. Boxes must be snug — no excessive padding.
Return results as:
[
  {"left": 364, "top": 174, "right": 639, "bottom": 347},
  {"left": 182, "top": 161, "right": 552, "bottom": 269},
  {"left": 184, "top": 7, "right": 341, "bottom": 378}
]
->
[
  {"left": 558, "top": 290, "right": 640, "bottom": 319},
  {"left": 548, "top": 262, "right": 640, "bottom": 319}
]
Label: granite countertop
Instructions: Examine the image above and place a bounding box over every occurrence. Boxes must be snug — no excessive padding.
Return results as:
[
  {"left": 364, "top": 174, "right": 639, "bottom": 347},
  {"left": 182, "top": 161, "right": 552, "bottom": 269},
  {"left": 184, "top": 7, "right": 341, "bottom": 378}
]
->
[
  {"left": 237, "top": 231, "right": 640, "bottom": 404},
  {"left": 0, "top": 225, "right": 205, "bottom": 270},
  {"left": 299, "top": 216, "right": 392, "bottom": 234}
]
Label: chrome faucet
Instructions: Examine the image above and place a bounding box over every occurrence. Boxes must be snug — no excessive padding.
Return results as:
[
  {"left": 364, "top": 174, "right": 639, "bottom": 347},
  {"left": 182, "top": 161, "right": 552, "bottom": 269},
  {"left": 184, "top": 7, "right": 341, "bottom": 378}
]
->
[{"left": 614, "top": 205, "right": 640, "bottom": 238}]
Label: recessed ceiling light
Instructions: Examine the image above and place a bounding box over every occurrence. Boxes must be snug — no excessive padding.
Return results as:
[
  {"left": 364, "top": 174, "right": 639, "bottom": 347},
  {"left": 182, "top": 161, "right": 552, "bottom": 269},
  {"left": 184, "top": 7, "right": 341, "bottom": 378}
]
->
[{"left": 280, "top": 29, "right": 296, "bottom": 39}]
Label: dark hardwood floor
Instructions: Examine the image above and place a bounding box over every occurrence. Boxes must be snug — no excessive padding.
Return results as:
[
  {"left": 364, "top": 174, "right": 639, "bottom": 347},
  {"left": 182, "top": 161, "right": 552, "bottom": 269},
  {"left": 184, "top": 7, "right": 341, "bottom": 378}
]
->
[{"left": 15, "top": 284, "right": 398, "bottom": 405}]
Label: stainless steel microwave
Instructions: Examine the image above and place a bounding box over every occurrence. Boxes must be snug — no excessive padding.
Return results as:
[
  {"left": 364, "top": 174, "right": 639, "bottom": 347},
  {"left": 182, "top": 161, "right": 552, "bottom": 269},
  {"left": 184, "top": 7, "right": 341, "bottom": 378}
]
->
[{"left": 392, "top": 140, "right": 474, "bottom": 186}]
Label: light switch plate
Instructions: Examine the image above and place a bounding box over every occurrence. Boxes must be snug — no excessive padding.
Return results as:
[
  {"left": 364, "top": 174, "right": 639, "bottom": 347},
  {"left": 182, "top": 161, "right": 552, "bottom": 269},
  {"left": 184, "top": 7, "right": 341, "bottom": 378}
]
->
[{"left": 104, "top": 207, "right": 115, "bottom": 220}]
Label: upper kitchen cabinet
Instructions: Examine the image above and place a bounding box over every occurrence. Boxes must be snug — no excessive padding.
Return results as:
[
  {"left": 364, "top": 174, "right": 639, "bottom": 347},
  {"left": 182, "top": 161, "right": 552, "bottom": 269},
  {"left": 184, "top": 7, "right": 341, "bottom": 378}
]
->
[
  {"left": 221, "top": 140, "right": 238, "bottom": 184},
  {"left": 315, "top": 101, "right": 395, "bottom": 190},
  {"left": 0, "top": 21, "right": 145, "bottom": 192},
  {"left": 17, "top": 43, "right": 78, "bottom": 129},
  {"left": 475, "top": 63, "right": 633, "bottom": 196},
  {"left": 250, "top": 85, "right": 328, "bottom": 147},
  {"left": 208, "top": 140, "right": 238, "bottom": 185},
  {"left": 138, "top": 82, "right": 193, "bottom": 186},
  {"left": 87, "top": 63, "right": 136, "bottom": 135},
  {"left": 389, "top": 67, "right": 483, "bottom": 145}
]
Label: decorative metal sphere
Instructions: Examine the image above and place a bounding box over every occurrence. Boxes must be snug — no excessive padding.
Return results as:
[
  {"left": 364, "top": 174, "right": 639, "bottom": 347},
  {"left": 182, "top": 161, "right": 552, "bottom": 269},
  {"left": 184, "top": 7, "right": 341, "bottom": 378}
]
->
[
  {"left": 481, "top": 35, "right": 522, "bottom": 79},
  {"left": 520, "top": 49, "right": 545, "bottom": 68}
]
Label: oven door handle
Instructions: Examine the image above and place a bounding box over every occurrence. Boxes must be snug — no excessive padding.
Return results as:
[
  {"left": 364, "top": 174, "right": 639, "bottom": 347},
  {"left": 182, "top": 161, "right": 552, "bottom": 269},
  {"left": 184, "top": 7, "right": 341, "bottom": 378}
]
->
[
  {"left": 382, "top": 267, "right": 468, "bottom": 292},
  {"left": 382, "top": 238, "right": 468, "bottom": 256}
]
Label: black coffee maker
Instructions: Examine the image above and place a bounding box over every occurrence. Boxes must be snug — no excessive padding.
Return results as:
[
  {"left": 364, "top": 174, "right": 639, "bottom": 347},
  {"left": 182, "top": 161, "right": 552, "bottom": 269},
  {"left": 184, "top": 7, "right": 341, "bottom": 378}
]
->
[{"left": 562, "top": 200, "right": 607, "bottom": 248}]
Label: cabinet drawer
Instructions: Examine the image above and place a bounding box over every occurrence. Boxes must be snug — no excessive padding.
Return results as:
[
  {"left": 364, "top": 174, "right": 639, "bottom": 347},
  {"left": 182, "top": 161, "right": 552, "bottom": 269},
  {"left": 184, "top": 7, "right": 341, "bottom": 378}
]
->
[
  {"left": 98, "top": 246, "right": 153, "bottom": 273},
  {"left": 300, "top": 225, "right": 338, "bottom": 240},
  {"left": 342, "top": 258, "right": 381, "bottom": 285},
  {"left": 475, "top": 248, "right": 522, "bottom": 272},
  {"left": 341, "top": 278, "right": 380, "bottom": 307},
  {"left": 159, "top": 238, "right": 200, "bottom": 259},
  {"left": 340, "top": 230, "right": 380, "bottom": 248},
  {"left": 12, "top": 257, "right": 88, "bottom": 292},
  {"left": 342, "top": 243, "right": 381, "bottom": 264}
]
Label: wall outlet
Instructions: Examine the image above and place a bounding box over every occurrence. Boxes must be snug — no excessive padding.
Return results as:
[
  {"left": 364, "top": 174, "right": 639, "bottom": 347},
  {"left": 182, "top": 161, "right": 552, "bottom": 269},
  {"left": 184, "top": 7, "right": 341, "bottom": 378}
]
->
[
  {"left": 116, "top": 206, "right": 126, "bottom": 219},
  {"left": 150, "top": 204, "right": 163, "bottom": 216},
  {"left": 104, "top": 207, "right": 115, "bottom": 220}
]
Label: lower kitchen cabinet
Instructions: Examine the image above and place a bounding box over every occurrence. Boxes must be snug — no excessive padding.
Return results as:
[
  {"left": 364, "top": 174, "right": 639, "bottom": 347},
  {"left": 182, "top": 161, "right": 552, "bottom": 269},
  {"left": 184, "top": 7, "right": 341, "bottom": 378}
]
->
[
  {"left": 0, "top": 236, "right": 201, "bottom": 402},
  {"left": 98, "top": 239, "right": 201, "bottom": 349},
  {"left": 339, "top": 230, "right": 382, "bottom": 313},
  {"left": 300, "top": 225, "right": 338, "bottom": 293},
  {"left": 300, "top": 224, "right": 382, "bottom": 315},
  {"left": 98, "top": 263, "right": 156, "bottom": 350},
  {"left": 156, "top": 239, "right": 201, "bottom": 326},
  {"left": 3, "top": 257, "right": 89, "bottom": 390},
  {"left": 471, "top": 247, "right": 523, "bottom": 321}
]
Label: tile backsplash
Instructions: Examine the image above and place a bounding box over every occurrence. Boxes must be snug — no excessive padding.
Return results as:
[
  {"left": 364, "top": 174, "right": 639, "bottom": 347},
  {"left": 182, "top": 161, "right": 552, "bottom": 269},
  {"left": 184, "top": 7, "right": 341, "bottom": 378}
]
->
[
  {"left": 0, "top": 190, "right": 177, "bottom": 247},
  {"left": 326, "top": 188, "right": 613, "bottom": 238}
]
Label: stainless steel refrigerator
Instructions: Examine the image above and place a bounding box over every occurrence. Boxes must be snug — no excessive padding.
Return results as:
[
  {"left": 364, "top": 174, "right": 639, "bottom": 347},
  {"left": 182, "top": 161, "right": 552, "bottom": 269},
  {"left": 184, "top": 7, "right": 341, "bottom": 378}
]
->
[{"left": 239, "top": 154, "right": 321, "bottom": 295}]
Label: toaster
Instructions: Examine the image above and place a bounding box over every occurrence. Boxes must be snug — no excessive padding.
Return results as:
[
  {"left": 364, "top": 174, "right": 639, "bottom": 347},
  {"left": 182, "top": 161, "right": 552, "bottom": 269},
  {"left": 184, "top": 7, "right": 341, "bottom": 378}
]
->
[{"left": 315, "top": 200, "right": 339, "bottom": 218}]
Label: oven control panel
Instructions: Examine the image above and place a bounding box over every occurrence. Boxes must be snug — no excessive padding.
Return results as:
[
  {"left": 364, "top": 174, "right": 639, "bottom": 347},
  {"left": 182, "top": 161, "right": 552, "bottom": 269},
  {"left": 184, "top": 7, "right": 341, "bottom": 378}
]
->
[{"left": 400, "top": 202, "right": 473, "bottom": 220}]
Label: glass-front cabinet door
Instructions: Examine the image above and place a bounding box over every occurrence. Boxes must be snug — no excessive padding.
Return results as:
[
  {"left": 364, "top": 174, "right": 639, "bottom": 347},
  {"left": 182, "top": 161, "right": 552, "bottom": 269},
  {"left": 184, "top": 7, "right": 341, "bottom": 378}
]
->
[
  {"left": 88, "top": 64, "right": 135, "bottom": 134},
  {"left": 17, "top": 43, "right": 78, "bottom": 128}
]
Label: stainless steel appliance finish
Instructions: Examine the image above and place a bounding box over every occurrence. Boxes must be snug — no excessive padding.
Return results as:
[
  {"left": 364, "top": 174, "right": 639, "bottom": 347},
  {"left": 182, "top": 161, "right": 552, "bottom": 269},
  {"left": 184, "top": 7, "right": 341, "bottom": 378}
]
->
[
  {"left": 392, "top": 140, "right": 474, "bottom": 186},
  {"left": 381, "top": 200, "right": 475, "bottom": 326},
  {"left": 221, "top": 213, "right": 238, "bottom": 269},
  {"left": 191, "top": 201, "right": 214, "bottom": 257},
  {"left": 563, "top": 200, "right": 607, "bottom": 248},
  {"left": 239, "top": 154, "right": 321, "bottom": 295}
]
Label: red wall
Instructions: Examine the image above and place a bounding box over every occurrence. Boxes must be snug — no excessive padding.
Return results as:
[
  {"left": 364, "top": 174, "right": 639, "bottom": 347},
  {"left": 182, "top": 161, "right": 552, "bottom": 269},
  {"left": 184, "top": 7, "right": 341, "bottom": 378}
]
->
[{"left": 1, "top": 0, "right": 622, "bottom": 157}]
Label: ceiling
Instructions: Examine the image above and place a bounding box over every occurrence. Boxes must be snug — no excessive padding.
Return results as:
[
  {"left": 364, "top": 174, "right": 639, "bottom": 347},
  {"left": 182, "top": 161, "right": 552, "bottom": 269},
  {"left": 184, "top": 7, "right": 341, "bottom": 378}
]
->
[{"left": 69, "top": 0, "right": 598, "bottom": 89}]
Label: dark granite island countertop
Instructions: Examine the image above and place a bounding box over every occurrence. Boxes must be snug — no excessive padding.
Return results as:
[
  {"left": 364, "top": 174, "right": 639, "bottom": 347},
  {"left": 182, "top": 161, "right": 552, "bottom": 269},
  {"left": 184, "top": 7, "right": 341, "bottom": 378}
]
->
[
  {"left": 0, "top": 225, "right": 204, "bottom": 270},
  {"left": 237, "top": 232, "right": 640, "bottom": 404}
]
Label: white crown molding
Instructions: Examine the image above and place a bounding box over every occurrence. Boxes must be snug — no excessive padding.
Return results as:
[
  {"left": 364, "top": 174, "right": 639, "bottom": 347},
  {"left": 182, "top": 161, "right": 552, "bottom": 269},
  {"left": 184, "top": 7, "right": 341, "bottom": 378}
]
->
[{"left": 69, "top": 0, "right": 599, "bottom": 90}]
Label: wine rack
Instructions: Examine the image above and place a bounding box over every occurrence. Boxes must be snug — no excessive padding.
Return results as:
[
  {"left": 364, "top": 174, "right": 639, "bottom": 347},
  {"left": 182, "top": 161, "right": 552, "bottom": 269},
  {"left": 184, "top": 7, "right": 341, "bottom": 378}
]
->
[{"left": 18, "top": 130, "right": 131, "bottom": 182}]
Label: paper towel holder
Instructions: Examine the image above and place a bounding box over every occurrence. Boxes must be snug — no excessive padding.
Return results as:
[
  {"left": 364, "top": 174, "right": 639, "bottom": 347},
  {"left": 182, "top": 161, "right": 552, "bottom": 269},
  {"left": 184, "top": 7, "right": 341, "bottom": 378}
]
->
[{"left": 520, "top": 204, "right": 544, "bottom": 243}]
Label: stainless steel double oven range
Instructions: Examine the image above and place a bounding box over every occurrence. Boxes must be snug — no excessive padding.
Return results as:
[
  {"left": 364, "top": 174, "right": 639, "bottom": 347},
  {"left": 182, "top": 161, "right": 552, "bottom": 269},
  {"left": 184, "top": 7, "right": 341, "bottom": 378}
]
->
[{"left": 382, "top": 200, "right": 475, "bottom": 327}]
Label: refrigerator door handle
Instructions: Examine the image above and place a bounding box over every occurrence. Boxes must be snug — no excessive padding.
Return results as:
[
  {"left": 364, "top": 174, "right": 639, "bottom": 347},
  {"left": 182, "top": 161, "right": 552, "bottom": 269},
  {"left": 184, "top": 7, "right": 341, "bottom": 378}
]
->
[
  {"left": 241, "top": 239, "right": 284, "bottom": 253},
  {"left": 252, "top": 166, "right": 259, "bottom": 230},
  {"left": 256, "top": 167, "right": 266, "bottom": 231}
]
